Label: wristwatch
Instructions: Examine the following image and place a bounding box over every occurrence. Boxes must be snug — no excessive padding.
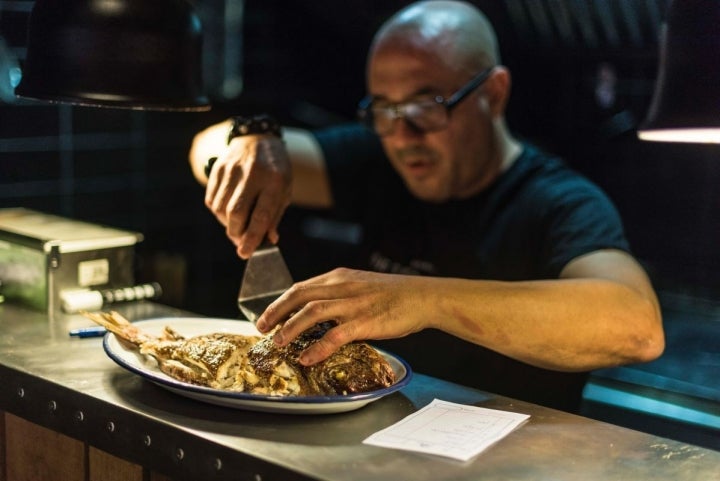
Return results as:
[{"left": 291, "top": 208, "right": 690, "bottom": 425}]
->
[
  {"left": 205, "top": 114, "right": 282, "bottom": 178},
  {"left": 227, "top": 114, "right": 282, "bottom": 143}
]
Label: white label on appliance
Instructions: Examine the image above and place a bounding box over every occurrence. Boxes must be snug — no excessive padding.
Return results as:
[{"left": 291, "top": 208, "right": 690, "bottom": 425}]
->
[{"left": 78, "top": 258, "right": 109, "bottom": 286}]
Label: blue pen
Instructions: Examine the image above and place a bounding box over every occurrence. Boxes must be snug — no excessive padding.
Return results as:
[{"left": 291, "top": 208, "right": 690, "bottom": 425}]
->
[{"left": 69, "top": 326, "right": 107, "bottom": 338}]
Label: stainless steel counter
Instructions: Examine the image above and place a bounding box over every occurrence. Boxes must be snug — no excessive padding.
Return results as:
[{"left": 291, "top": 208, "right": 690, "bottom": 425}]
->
[
  {"left": 583, "top": 292, "right": 720, "bottom": 450},
  {"left": 1, "top": 301, "right": 719, "bottom": 481}
]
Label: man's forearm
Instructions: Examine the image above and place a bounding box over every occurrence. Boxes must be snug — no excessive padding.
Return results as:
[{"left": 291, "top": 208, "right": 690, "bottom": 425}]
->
[{"left": 427, "top": 276, "right": 663, "bottom": 372}]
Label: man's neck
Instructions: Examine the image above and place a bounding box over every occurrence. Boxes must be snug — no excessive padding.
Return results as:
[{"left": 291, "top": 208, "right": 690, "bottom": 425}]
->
[{"left": 498, "top": 126, "right": 522, "bottom": 174}]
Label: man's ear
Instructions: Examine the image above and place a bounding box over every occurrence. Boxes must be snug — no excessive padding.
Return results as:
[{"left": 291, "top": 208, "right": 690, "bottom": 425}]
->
[{"left": 482, "top": 66, "right": 511, "bottom": 118}]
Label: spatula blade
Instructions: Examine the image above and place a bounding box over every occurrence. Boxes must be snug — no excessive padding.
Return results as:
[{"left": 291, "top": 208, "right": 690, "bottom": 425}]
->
[{"left": 237, "top": 241, "right": 293, "bottom": 323}]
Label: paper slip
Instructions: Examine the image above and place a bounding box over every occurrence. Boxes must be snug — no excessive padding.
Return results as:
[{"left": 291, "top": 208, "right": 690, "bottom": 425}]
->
[{"left": 363, "top": 399, "right": 530, "bottom": 461}]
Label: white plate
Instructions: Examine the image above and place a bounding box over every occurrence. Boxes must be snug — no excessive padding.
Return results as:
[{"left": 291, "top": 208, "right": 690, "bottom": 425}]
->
[{"left": 103, "top": 317, "right": 412, "bottom": 414}]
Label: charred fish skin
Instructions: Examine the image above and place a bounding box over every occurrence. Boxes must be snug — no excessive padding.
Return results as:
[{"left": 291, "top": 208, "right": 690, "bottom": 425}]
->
[
  {"left": 247, "top": 322, "right": 396, "bottom": 396},
  {"left": 82, "top": 311, "right": 396, "bottom": 397},
  {"left": 247, "top": 322, "right": 336, "bottom": 395},
  {"left": 309, "top": 343, "right": 396, "bottom": 395},
  {"left": 246, "top": 335, "right": 312, "bottom": 394}
]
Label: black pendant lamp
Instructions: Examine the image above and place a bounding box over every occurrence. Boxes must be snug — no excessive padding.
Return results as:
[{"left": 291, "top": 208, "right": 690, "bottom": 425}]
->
[
  {"left": 15, "top": 0, "right": 210, "bottom": 111},
  {"left": 637, "top": 0, "right": 720, "bottom": 143}
]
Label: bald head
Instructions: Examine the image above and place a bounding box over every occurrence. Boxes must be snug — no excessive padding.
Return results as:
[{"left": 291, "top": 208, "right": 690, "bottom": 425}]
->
[{"left": 370, "top": 1, "right": 499, "bottom": 75}]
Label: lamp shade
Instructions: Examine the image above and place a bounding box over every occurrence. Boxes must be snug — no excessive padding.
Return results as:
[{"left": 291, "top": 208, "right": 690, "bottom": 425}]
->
[
  {"left": 637, "top": 0, "right": 720, "bottom": 143},
  {"left": 15, "top": 0, "right": 210, "bottom": 111}
]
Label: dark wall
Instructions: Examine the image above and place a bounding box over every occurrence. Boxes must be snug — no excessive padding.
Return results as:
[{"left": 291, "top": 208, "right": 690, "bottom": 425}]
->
[
  {"left": 219, "top": 0, "right": 720, "bottom": 298},
  {"left": 1, "top": 0, "right": 720, "bottom": 319},
  {"left": 493, "top": 0, "right": 720, "bottom": 295}
]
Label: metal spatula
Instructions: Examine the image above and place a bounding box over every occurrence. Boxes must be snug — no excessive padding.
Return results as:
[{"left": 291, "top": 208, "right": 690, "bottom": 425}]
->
[{"left": 237, "top": 239, "right": 293, "bottom": 323}]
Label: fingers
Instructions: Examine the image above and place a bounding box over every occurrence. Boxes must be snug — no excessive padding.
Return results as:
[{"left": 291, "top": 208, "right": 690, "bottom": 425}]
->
[
  {"left": 267, "top": 195, "right": 291, "bottom": 245},
  {"left": 253, "top": 269, "right": 428, "bottom": 366},
  {"left": 272, "top": 298, "right": 345, "bottom": 343},
  {"left": 204, "top": 153, "right": 242, "bottom": 227},
  {"left": 234, "top": 176, "right": 291, "bottom": 259},
  {"left": 255, "top": 271, "right": 340, "bottom": 333},
  {"left": 255, "top": 270, "right": 371, "bottom": 365},
  {"left": 203, "top": 137, "right": 291, "bottom": 258},
  {"left": 297, "top": 324, "right": 356, "bottom": 365},
  {"left": 272, "top": 300, "right": 362, "bottom": 365}
]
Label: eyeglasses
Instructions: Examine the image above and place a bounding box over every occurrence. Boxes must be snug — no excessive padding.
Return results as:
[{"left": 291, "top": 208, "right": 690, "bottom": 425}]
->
[{"left": 357, "top": 67, "right": 494, "bottom": 136}]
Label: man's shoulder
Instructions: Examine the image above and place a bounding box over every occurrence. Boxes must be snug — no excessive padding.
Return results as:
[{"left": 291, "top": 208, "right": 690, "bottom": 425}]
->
[
  {"left": 515, "top": 142, "right": 570, "bottom": 175},
  {"left": 496, "top": 142, "right": 616, "bottom": 222},
  {"left": 515, "top": 143, "right": 603, "bottom": 194}
]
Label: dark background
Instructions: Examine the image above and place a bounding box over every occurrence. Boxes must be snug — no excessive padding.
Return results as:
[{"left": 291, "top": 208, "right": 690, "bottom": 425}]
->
[{"left": 2, "top": 0, "right": 720, "bottom": 317}]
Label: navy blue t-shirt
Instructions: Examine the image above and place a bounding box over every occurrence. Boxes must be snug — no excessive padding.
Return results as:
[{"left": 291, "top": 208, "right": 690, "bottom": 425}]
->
[{"left": 313, "top": 124, "right": 630, "bottom": 412}]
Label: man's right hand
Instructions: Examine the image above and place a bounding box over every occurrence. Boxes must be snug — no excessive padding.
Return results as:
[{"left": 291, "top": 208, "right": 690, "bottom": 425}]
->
[{"left": 204, "top": 134, "right": 292, "bottom": 259}]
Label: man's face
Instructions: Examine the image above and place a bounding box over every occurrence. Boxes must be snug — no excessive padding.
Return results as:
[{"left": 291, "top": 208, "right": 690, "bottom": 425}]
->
[{"left": 367, "top": 43, "right": 499, "bottom": 202}]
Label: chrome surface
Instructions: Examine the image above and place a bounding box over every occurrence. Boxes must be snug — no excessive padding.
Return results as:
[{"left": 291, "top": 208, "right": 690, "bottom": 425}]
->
[{"left": 238, "top": 240, "right": 293, "bottom": 323}]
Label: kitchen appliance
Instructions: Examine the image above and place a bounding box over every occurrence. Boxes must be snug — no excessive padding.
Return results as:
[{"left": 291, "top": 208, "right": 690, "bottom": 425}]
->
[{"left": 0, "top": 208, "right": 142, "bottom": 313}]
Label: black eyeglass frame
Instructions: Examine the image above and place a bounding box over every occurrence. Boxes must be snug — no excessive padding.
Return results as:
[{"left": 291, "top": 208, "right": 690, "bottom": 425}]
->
[{"left": 357, "top": 66, "right": 495, "bottom": 135}]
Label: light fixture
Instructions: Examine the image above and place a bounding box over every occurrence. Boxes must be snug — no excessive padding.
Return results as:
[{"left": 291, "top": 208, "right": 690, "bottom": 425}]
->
[
  {"left": 15, "top": 0, "right": 210, "bottom": 111},
  {"left": 637, "top": 0, "right": 720, "bottom": 143}
]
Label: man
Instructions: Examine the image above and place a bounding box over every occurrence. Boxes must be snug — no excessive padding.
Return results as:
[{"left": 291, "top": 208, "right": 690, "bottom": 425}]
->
[{"left": 189, "top": 0, "right": 664, "bottom": 411}]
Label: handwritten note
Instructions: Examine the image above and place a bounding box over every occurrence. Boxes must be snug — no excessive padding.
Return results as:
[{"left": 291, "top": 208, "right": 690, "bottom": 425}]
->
[{"left": 363, "top": 399, "right": 530, "bottom": 461}]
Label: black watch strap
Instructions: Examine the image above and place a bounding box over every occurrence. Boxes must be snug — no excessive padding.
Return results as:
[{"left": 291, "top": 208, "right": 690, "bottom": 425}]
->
[
  {"left": 227, "top": 114, "right": 281, "bottom": 143},
  {"left": 205, "top": 115, "right": 282, "bottom": 178}
]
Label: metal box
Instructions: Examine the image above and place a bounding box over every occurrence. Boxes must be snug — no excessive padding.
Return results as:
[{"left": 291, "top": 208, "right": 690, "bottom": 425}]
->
[{"left": 0, "top": 208, "right": 142, "bottom": 312}]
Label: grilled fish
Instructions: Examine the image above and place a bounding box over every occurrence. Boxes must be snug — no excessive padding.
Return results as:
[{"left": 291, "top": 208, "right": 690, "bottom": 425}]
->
[{"left": 82, "top": 311, "right": 396, "bottom": 396}]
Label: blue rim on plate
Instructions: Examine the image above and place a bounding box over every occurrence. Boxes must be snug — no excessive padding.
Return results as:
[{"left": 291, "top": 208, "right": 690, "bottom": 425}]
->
[{"left": 101, "top": 317, "right": 412, "bottom": 412}]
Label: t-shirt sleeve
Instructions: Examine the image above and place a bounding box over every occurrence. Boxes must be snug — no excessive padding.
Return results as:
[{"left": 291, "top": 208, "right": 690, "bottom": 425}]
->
[
  {"left": 541, "top": 177, "right": 630, "bottom": 277},
  {"left": 311, "top": 123, "right": 387, "bottom": 219}
]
